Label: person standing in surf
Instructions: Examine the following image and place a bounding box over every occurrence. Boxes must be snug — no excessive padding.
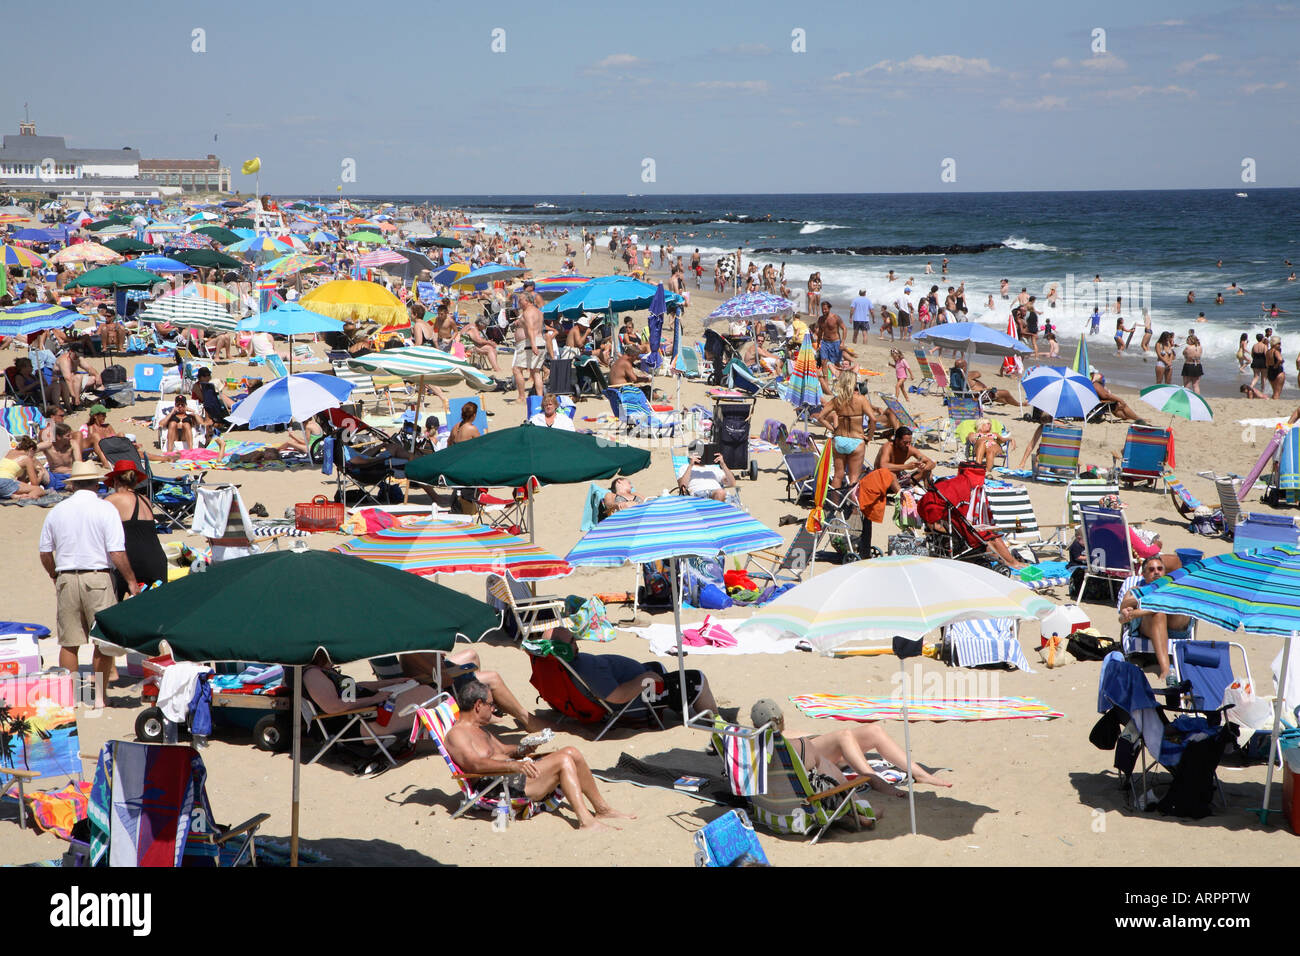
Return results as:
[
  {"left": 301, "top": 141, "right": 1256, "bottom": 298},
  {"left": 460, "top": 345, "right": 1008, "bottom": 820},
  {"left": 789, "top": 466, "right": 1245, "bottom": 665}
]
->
[{"left": 1139, "top": 310, "right": 1153, "bottom": 356}]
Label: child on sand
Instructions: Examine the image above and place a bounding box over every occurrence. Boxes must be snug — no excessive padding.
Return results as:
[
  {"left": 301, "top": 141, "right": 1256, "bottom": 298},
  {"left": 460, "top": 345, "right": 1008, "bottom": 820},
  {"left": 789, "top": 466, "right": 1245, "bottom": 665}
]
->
[{"left": 889, "top": 349, "right": 912, "bottom": 403}]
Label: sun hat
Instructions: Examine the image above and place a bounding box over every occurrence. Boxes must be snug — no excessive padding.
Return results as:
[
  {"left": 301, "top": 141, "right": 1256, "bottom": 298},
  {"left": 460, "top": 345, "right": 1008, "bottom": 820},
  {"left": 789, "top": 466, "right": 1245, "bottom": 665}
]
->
[
  {"left": 105, "top": 459, "right": 143, "bottom": 484},
  {"left": 65, "top": 460, "right": 104, "bottom": 485},
  {"left": 750, "top": 698, "right": 784, "bottom": 728},
  {"left": 87, "top": 403, "right": 109, "bottom": 416}
]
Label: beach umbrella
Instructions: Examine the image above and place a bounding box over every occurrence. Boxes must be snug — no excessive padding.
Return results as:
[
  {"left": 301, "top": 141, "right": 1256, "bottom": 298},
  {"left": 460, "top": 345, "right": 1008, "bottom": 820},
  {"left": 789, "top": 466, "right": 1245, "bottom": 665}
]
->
[
  {"left": 193, "top": 225, "right": 242, "bottom": 245},
  {"left": 345, "top": 230, "right": 386, "bottom": 244},
  {"left": 1071, "top": 336, "right": 1090, "bottom": 378},
  {"left": 1134, "top": 546, "right": 1300, "bottom": 824},
  {"left": 406, "top": 425, "right": 651, "bottom": 488},
  {"left": 229, "top": 217, "right": 256, "bottom": 229},
  {"left": 780, "top": 332, "right": 823, "bottom": 414},
  {"left": 125, "top": 255, "right": 195, "bottom": 274},
  {"left": 373, "top": 248, "right": 438, "bottom": 282},
  {"left": 565, "top": 497, "right": 782, "bottom": 725},
  {"left": 160, "top": 231, "right": 214, "bottom": 251},
  {"left": 173, "top": 248, "right": 244, "bottom": 270},
  {"left": 736, "top": 556, "right": 1054, "bottom": 832},
  {"left": 451, "top": 263, "right": 528, "bottom": 290},
  {"left": 1022, "top": 365, "right": 1099, "bottom": 419},
  {"left": 544, "top": 274, "right": 684, "bottom": 319},
  {"left": 273, "top": 234, "right": 309, "bottom": 251},
  {"left": 532, "top": 274, "right": 591, "bottom": 299},
  {"left": 137, "top": 294, "right": 238, "bottom": 331},
  {"left": 306, "top": 229, "right": 339, "bottom": 244},
  {"left": 0, "top": 302, "right": 79, "bottom": 337},
  {"left": 431, "top": 262, "right": 471, "bottom": 286},
  {"left": 1, "top": 245, "right": 50, "bottom": 269},
  {"left": 51, "top": 242, "right": 123, "bottom": 265},
  {"left": 410, "top": 235, "right": 461, "bottom": 249},
  {"left": 1139, "top": 385, "right": 1213, "bottom": 422},
  {"left": 226, "top": 234, "right": 294, "bottom": 261},
  {"left": 238, "top": 301, "right": 343, "bottom": 371},
  {"left": 345, "top": 345, "right": 495, "bottom": 389},
  {"left": 10, "top": 227, "right": 66, "bottom": 243},
  {"left": 66, "top": 264, "right": 164, "bottom": 289},
  {"left": 333, "top": 518, "right": 573, "bottom": 581},
  {"left": 185, "top": 211, "right": 219, "bottom": 222},
  {"left": 914, "top": 321, "right": 1030, "bottom": 358},
  {"left": 299, "top": 278, "right": 407, "bottom": 326},
  {"left": 356, "top": 248, "right": 408, "bottom": 268},
  {"left": 706, "top": 291, "right": 796, "bottom": 325},
  {"left": 102, "top": 237, "right": 154, "bottom": 254},
  {"left": 84, "top": 216, "right": 132, "bottom": 232},
  {"left": 91, "top": 548, "right": 497, "bottom": 866},
  {"left": 227, "top": 372, "right": 353, "bottom": 428},
  {"left": 258, "top": 253, "right": 328, "bottom": 278},
  {"left": 166, "top": 281, "right": 239, "bottom": 304}
]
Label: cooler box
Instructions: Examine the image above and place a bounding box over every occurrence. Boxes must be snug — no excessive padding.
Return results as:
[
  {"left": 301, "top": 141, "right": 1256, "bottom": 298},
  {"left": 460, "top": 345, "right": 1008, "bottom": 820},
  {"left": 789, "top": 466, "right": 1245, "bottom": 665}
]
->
[
  {"left": 1036, "top": 605, "right": 1091, "bottom": 648},
  {"left": 1283, "top": 734, "right": 1300, "bottom": 835},
  {"left": 0, "top": 635, "right": 42, "bottom": 677}
]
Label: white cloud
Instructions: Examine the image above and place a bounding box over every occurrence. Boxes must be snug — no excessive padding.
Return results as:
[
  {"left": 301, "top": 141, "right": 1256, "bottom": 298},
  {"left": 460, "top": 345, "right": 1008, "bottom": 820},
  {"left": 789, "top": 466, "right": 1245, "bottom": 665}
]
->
[
  {"left": 1157, "top": 19, "right": 1186, "bottom": 26},
  {"left": 1242, "top": 80, "right": 1288, "bottom": 94},
  {"left": 1000, "top": 95, "right": 1067, "bottom": 111},
  {"left": 1079, "top": 54, "right": 1128, "bottom": 72},
  {"left": 695, "top": 80, "right": 769, "bottom": 93},
  {"left": 1174, "top": 53, "right": 1221, "bottom": 74},
  {"left": 832, "top": 116, "right": 861, "bottom": 126},
  {"left": 1051, "top": 57, "right": 1072, "bottom": 69},
  {"left": 1096, "top": 84, "right": 1196, "bottom": 100},
  {"left": 586, "top": 53, "right": 644, "bottom": 73},
  {"left": 832, "top": 54, "right": 996, "bottom": 81}
]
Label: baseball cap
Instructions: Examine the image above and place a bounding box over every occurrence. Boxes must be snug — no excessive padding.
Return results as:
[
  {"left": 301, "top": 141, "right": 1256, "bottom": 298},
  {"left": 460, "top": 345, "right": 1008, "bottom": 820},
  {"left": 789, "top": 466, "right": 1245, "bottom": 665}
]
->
[
  {"left": 88, "top": 403, "right": 109, "bottom": 416},
  {"left": 750, "top": 698, "right": 784, "bottom": 727}
]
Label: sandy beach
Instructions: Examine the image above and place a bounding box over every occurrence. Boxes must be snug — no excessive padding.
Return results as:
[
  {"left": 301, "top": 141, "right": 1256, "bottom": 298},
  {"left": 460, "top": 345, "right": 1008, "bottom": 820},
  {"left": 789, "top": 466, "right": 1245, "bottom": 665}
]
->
[{"left": 1, "top": 234, "right": 1296, "bottom": 869}]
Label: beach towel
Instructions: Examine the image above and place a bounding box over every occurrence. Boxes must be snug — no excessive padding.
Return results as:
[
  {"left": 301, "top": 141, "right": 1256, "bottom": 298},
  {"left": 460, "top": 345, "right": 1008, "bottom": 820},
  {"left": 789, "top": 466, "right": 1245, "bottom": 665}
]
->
[
  {"left": 722, "top": 725, "right": 771, "bottom": 796},
  {"left": 682, "top": 615, "right": 738, "bottom": 648},
  {"left": 191, "top": 484, "right": 255, "bottom": 545},
  {"left": 790, "top": 694, "right": 1065, "bottom": 722},
  {"left": 22, "top": 781, "right": 93, "bottom": 840},
  {"left": 627, "top": 620, "right": 803, "bottom": 656},
  {"left": 592, "top": 748, "right": 745, "bottom": 807},
  {"left": 90, "top": 743, "right": 208, "bottom": 868}
]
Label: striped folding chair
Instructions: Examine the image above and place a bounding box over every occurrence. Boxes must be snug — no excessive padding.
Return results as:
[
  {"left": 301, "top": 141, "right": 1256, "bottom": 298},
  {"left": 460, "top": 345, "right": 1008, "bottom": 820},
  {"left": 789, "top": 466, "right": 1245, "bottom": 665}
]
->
[
  {"left": 983, "top": 483, "right": 1063, "bottom": 556},
  {"left": 1163, "top": 469, "right": 1203, "bottom": 519},
  {"left": 1199, "top": 473, "right": 1243, "bottom": 535},
  {"left": 913, "top": 349, "right": 937, "bottom": 394},
  {"left": 942, "top": 617, "right": 1034, "bottom": 671},
  {"left": 1075, "top": 506, "right": 1136, "bottom": 602},
  {"left": 1065, "top": 478, "right": 1119, "bottom": 527},
  {"left": 877, "top": 393, "right": 938, "bottom": 444},
  {"left": 943, "top": 395, "right": 983, "bottom": 454},
  {"left": 1033, "top": 425, "right": 1083, "bottom": 482},
  {"left": 1118, "top": 425, "right": 1171, "bottom": 490}
]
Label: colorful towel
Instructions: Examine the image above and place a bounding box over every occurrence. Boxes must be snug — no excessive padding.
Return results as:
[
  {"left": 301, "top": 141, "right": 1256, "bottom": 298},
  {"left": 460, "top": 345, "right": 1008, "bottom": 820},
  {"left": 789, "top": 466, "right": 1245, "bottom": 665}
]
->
[
  {"left": 790, "top": 694, "right": 1065, "bottom": 722},
  {"left": 22, "top": 781, "right": 93, "bottom": 840},
  {"left": 721, "top": 725, "right": 770, "bottom": 796}
]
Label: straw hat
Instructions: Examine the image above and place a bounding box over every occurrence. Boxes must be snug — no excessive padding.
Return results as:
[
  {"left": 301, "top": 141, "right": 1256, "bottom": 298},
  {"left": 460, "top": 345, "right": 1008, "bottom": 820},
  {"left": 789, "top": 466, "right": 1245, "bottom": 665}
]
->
[{"left": 65, "top": 461, "right": 104, "bottom": 485}]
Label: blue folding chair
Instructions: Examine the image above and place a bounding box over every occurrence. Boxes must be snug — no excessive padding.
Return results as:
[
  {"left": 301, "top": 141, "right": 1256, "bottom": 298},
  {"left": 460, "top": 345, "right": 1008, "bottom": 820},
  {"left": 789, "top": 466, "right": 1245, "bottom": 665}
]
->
[
  {"left": 447, "top": 397, "right": 488, "bottom": 435},
  {"left": 1118, "top": 425, "right": 1171, "bottom": 490},
  {"left": 525, "top": 394, "right": 576, "bottom": 421},
  {"left": 604, "top": 386, "right": 675, "bottom": 436},
  {"left": 1232, "top": 512, "right": 1300, "bottom": 554},
  {"left": 133, "top": 362, "right": 165, "bottom": 393},
  {"left": 1075, "top": 506, "right": 1134, "bottom": 602},
  {"left": 1173, "top": 640, "right": 1254, "bottom": 713},
  {"left": 694, "top": 808, "right": 769, "bottom": 867}
]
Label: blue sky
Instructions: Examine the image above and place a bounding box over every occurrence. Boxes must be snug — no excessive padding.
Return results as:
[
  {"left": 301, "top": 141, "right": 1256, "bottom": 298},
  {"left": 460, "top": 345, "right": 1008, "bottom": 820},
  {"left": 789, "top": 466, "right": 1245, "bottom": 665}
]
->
[{"left": 5, "top": 0, "right": 1298, "bottom": 193}]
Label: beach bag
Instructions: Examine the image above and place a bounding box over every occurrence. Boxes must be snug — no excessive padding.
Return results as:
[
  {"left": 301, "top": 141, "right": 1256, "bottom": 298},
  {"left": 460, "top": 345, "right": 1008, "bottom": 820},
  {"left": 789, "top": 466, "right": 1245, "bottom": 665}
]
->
[
  {"left": 100, "top": 384, "right": 135, "bottom": 408},
  {"left": 295, "top": 494, "right": 345, "bottom": 532},
  {"left": 1067, "top": 631, "right": 1115, "bottom": 662},
  {"left": 101, "top": 364, "right": 127, "bottom": 386}
]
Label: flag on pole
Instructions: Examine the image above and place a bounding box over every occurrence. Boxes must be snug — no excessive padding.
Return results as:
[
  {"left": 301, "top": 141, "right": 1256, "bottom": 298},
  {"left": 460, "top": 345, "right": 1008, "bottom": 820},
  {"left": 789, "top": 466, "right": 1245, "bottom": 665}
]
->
[
  {"left": 805, "top": 439, "right": 834, "bottom": 534},
  {"left": 241, "top": 157, "right": 262, "bottom": 175},
  {"left": 1072, "top": 335, "right": 1090, "bottom": 377}
]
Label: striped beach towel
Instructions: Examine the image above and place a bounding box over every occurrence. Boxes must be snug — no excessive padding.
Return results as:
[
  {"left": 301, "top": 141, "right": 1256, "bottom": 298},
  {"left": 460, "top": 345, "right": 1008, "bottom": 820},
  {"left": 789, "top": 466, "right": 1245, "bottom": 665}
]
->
[
  {"left": 790, "top": 694, "right": 1065, "bottom": 722},
  {"left": 721, "top": 725, "right": 771, "bottom": 796},
  {"left": 944, "top": 618, "right": 1034, "bottom": 672}
]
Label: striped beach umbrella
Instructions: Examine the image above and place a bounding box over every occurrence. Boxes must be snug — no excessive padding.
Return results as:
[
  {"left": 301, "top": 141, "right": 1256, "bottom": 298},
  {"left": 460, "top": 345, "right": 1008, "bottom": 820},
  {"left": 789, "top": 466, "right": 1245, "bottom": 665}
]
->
[
  {"left": 167, "top": 282, "right": 239, "bottom": 304},
  {"left": 1, "top": 245, "right": 50, "bottom": 269},
  {"left": 225, "top": 234, "right": 294, "bottom": 261},
  {"left": 0, "top": 302, "right": 79, "bottom": 337},
  {"left": 276, "top": 234, "right": 310, "bottom": 251},
  {"left": 451, "top": 263, "right": 528, "bottom": 290},
  {"left": 346, "top": 346, "right": 494, "bottom": 390},
  {"left": 162, "top": 231, "right": 216, "bottom": 251},
  {"left": 1022, "top": 365, "right": 1099, "bottom": 419},
  {"left": 1139, "top": 384, "right": 1213, "bottom": 422},
  {"left": 258, "top": 253, "right": 327, "bottom": 278},
  {"left": 306, "top": 230, "right": 338, "bottom": 244},
  {"left": 51, "top": 242, "right": 124, "bottom": 265},
  {"left": 432, "top": 262, "right": 471, "bottom": 286},
  {"left": 533, "top": 274, "right": 591, "bottom": 298},
  {"left": 139, "top": 295, "right": 239, "bottom": 331},
  {"left": 357, "top": 248, "right": 407, "bottom": 268},
  {"left": 566, "top": 495, "right": 781, "bottom": 724},
  {"left": 333, "top": 518, "right": 572, "bottom": 581},
  {"left": 780, "top": 333, "right": 822, "bottom": 411},
  {"left": 228, "top": 372, "right": 353, "bottom": 428},
  {"left": 125, "top": 255, "right": 195, "bottom": 274},
  {"left": 1135, "top": 545, "right": 1299, "bottom": 823},
  {"left": 706, "top": 291, "right": 795, "bottom": 325}
]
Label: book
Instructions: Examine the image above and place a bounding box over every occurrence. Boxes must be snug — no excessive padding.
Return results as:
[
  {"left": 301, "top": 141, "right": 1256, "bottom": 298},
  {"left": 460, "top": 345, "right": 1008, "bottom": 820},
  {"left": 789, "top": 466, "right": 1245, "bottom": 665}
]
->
[{"left": 674, "top": 775, "right": 706, "bottom": 792}]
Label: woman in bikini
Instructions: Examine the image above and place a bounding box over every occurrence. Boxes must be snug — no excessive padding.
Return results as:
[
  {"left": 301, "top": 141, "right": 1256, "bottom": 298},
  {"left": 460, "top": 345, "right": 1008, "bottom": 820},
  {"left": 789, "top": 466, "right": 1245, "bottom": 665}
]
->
[
  {"left": 1154, "top": 332, "right": 1175, "bottom": 385},
  {"left": 1182, "top": 332, "right": 1206, "bottom": 394},
  {"left": 815, "top": 370, "right": 876, "bottom": 494},
  {"left": 601, "top": 476, "right": 645, "bottom": 518},
  {"left": 969, "top": 419, "right": 1013, "bottom": 471}
]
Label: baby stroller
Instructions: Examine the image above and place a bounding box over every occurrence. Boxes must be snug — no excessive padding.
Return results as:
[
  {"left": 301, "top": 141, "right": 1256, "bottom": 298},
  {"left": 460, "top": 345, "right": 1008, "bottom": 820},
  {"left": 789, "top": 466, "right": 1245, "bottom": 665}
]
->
[
  {"left": 712, "top": 396, "right": 760, "bottom": 481},
  {"left": 916, "top": 465, "right": 1003, "bottom": 568},
  {"left": 703, "top": 329, "right": 738, "bottom": 388}
]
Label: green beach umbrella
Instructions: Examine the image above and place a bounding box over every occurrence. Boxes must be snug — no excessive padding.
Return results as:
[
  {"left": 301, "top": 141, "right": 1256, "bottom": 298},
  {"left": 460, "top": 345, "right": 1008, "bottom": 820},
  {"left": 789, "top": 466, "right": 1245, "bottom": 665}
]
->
[
  {"left": 102, "top": 237, "right": 154, "bottom": 253},
  {"left": 346, "top": 230, "right": 386, "bottom": 244},
  {"left": 66, "top": 264, "right": 165, "bottom": 289},
  {"left": 92, "top": 549, "right": 498, "bottom": 866},
  {"left": 193, "top": 225, "right": 242, "bottom": 245},
  {"left": 174, "top": 248, "right": 244, "bottom": 270},
  {"left": 84, "top": 216, "right": 132, "bottom": 232},
  {"left": 1139, "top": 385, "right": 1213, "bottom": 422},
  {"left": 229, "top": 216, "right": 256, "bottom": 228}
]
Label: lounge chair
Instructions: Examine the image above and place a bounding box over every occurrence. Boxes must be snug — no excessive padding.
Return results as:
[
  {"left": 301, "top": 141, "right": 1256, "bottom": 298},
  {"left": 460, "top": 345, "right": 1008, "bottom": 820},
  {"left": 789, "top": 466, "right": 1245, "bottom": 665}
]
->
[
  {"left": 1164, "top": 468, "right": 1204, "bottom": 519},
  {"left": 913, "top": 348, "right": 937, "bottom": 395},
  {"left": 1032, "top": 425, "right": 1083, "bottom": 481},
  {"left": 877, "top": 393, "right": 939, "bottom": 445},
  {"left": 708, "top": 717, "right": 875, "bottom": 844},
  {"left": 983, "top": 483, "right": 1064, "bottom": 557},
  {"left": 675, "top": 345, "right": 704, "bottom": 379},
  {"left": 744, "top": 525, "right": 818, "bottom": 588},
  {"left": 132, "top": 362, "right": 165, "bottom": 394},
  {"left": 1199, "top": 472, "right": 1243, "bottom": 536},
  {"left": 66, "top": 741, "right": 269, "bottom": 867},
  {"left": 942, "top": 394, "right": 984, "bottom": 454},
  {"left": 1075, "top": 506, "right": 1136, "bottom": 602},
  {"left": 605, "top": 385, "right": 676, "bottom": 436},
  {"left": 525, "top": 644, "right": 668, "bottom": 741},
  {"left": 1172, "top": 640, "right": 1254, "bottom": 715},
  {"left": 408, "top": 693, "right": 562, "bottom": 825},
  {"left": 1064, "top": 478, "right": 1120, "bottom": 527},
  {"left": 486, "top": 573, "right": 571, "bottom": 643},
  {"left": 576, "top": 355, "right": 609, "bottom": 397},
  {"left": 1232, "top": 512, "right": 1300, "bottom": 554},
  {"left": 1118, "top": 425, "right": 1172, "bottom": 490},
  {"left": 292, "top": 666, "right": 410, "bottom": 769},
  {"left": 941, "top": 617, "right": 1035, "bottom": 671}
]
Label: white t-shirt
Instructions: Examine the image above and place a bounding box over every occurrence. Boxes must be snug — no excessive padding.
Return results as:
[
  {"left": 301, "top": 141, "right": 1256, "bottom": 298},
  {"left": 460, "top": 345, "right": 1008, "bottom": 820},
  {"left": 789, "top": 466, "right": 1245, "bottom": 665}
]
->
[
  {"left": 39, "top": 489, "right": 125, "bottom": 571},
  {"left": 528, "top": 411, "right": 575, "bottom": 431},
  {"left": 678, "top": 463, "right": 724, "bottom": 496}
]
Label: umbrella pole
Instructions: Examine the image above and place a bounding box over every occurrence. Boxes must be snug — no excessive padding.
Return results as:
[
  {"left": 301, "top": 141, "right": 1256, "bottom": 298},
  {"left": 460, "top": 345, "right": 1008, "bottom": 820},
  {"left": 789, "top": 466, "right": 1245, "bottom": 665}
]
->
[
  {"left": 410, "top": 374, "right": 425, "bottom": 454},
  {"left": 900, "top": 658, "right": 917, "bottom": 835},
  {"left": 672, "top": 556, "right": 689, "bottom": 727},
  {"left": 1260, "top": 631, "right": 1293, "bottom": 825},
  {"left": 291, "top": 663, "right": 302, "bottom": 867}
]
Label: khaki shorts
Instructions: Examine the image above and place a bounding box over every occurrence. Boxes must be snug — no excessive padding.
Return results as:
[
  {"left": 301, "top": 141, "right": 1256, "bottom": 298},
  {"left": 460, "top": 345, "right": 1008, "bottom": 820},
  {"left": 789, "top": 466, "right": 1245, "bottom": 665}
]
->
[
  {"left": 512, "top": 345, "right": 546, "bottom": 371},
  {"left": 55, "top": 570, "right": 117, "bottom": 648}
]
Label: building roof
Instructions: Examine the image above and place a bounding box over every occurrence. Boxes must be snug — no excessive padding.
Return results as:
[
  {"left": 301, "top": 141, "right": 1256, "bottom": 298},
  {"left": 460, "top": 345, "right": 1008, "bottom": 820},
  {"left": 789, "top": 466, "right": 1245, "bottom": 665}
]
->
[
  {"left": 139, "top": 158, "right": 223, "bottom": 171},
  {"left": 0, "top": 134, "right": 140, "bottom": 164}
]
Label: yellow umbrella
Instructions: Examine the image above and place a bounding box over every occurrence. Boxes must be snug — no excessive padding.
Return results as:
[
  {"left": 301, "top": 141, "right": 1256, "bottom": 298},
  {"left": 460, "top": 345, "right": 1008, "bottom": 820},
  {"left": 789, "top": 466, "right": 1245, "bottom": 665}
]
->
[
  {"left": 51, "top": 242, "right": 124, "bottom": 265},
  {"left": 299, "top": 278, "right": 407, "bottom": 326}
]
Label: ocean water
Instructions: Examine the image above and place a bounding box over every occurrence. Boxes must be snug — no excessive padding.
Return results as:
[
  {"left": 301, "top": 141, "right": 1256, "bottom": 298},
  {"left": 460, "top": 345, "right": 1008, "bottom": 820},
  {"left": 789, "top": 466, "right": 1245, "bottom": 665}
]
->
[{"left": 371, "top": 190, "right": 1300, "bottom": 363}]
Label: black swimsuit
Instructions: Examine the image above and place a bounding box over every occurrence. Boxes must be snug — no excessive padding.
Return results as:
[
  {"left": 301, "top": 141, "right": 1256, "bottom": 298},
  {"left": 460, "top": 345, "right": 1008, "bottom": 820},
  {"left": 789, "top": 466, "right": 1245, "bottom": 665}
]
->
[
  {"left": 116, "top": 493, "right": 168, "bottom": 599},
  {"left": 1251, "top": 348, "right": 1267, "bottom": 371}
]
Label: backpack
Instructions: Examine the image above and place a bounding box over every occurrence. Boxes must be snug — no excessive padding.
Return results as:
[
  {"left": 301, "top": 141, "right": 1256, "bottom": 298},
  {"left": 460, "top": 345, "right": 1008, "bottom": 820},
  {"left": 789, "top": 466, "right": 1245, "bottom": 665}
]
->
[
  {"left": 101, "top": 364, "right": 128, "bottom": 385},
  {"left": 100, "top": 384, "right": 136, "bottom": 408}
]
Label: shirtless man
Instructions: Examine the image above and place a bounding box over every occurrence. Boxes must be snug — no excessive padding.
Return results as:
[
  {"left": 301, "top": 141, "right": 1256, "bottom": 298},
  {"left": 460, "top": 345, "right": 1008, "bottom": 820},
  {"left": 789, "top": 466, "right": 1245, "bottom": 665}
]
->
[
  {"left": 442, "top": 680, "right": 633, "bottom": 832},
  {"left": 815, "top": 301, "right": 847, "bottom": 368},
  {"left": 609, "top": 342, "right": 650, "bottom": 387},
  {"left": 38, "top": 423, "right": 80, "bottom": 478},
  {"left": 1088, "top": 371, "right": 1145, "bottom": 423},
  {"left": 511, "top": 291, "right": 547, "bottom": 402},
  {"left": 562, "top": 316, "right": 591, "bottom": 360},
  {"left": 875, "top": 427, "right": 935, "bottom": 486},
  {"left": 461, "top": 317, "right": 502, "bottom": 373},
  {"left": 1118, "top": 556, "right": 1193, "bottom": 684},
  {"left": 957, "top": 362, "right": 1024, "bottom": 407}
]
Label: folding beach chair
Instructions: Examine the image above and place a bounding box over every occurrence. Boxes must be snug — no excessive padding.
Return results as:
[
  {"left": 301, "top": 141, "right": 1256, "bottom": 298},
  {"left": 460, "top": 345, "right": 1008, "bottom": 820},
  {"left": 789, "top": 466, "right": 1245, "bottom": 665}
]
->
[
  {"left": 694, "top": 808, "right": 769, "bottom": 867},
  {"left": 779, "top": 446, "right": 818, "bottom": 504},
  {"left": 486, "top": 573, "right": 571, "bottom": 643},
  {"left": 913, "top": 349, "right": 937, "bottom": 394},
  {"left": 1075, "top": 506, "right": 1136, "bottom": 602},
  {"left": 877, "top": 393, "right": 939, "bottom": 445},
  {"left": 983, "top": 483, "right": 1064, "bottom": 557},
  {"left": 575, "top": 355, "right": 609, "bottom": 398},
  {"left": 525, "top": 645, "right": 668, "bottom": 741},
  {"left": 447, "top": 396, "right": 489, "bottom": 435},
  {"left": 1172, "top": 640, "right": 1255, "bottom": 715},
  {"left": 708, "top": 718, "right": 875, "bottom": 844},
  {"left": 1065, "top": 478, "right": 1120, "bottom": 527},
  {"left": 929, "top": 362, "right": 950, "bottom": 393},
  {"left": 941, "top": 617, "right": 1034, "bottom": 671},
  {"left": 1093, "top": 652, "right": 1233, "bottom": 814},
  {"left": 1198, "top": 473, "right": 1243, "bottom": 536},
  {"left": 409, "top": 694, "right": 562, "bottom": 825},
  {"left": 1032, "top": 424, "right": 1083, "bottom": 481},
  {"left": 605, "top": 385, "right": 676, "bottom": 437},
  {"left": 942, "top": 394, "right": 984, "bottom": 454},
  {"left": 1163, "top": 468, "right": 1205, "bottom": 519},
  {"left": 675, "top": 345, "right": 703, "bottom": 379},
  {"left": 1118, "top": 425, "right": 1171, "bottom": 490},
  {"left": 67, "top": 741, "right": 269, "bottom": 867},
  {"left": 293, "top": 669, "right": 405, "bottom": 769},
  {"left": 744, "top": 525, "right": 818, "bottom": 588},
  {"left": 132, "top": 362, "right": 165, "bottom": 394},
  {"left": 1232, "top": 512, "right": 1300, "bottom": 554},
  {"left": 547, "top": 357, "right": 577, "bottom": 399}
]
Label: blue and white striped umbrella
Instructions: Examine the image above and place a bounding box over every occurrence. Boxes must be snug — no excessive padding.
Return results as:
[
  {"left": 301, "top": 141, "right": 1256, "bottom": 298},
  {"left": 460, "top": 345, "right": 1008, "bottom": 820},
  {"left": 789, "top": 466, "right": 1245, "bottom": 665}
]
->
[
  {"left": 1021, "top": 365, "right": 1099, "bottom": 419},
  {"left": 228, "top": 373, "right": 353, "bottom": 428},
  {"left": 0, "top": 302, "right": 79, "bottom": 336},
  {"left": 566, "top": 495, "right": 781, "bottom": 725}
]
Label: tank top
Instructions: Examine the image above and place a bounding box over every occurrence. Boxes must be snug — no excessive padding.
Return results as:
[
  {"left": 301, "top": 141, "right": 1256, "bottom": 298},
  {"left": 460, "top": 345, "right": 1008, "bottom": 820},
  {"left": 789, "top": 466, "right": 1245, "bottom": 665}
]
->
[{"left": 119, "top": 493, "right": 168, "bottom": 596}]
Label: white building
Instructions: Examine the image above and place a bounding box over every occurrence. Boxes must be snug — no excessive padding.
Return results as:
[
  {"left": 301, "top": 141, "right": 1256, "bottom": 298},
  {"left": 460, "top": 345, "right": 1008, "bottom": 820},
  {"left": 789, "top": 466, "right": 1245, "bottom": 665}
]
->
[{"left": 0, "top": 121, "right": 160, "bottom": 199}]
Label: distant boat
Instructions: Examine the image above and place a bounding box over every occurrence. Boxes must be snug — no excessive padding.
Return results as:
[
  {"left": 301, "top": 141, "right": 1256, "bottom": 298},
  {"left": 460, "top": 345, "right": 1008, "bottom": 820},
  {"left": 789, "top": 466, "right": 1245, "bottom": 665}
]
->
[{"left": 1237, "top": 192, "right": 1248, "bottom": 198}]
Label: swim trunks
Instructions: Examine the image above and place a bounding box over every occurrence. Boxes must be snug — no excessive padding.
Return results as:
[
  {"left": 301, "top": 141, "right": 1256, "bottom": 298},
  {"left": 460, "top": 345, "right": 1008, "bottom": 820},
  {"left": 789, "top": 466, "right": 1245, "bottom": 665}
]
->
[{"left": 818, "top": 339, "right": 842, "bottom": 366}]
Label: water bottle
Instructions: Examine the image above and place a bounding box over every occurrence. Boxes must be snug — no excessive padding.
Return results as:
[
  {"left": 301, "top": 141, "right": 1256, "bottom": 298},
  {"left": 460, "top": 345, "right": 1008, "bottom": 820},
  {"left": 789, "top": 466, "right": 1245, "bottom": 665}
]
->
[{"left": 493, "top": 802, "right": 510, "bottom": 832}]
